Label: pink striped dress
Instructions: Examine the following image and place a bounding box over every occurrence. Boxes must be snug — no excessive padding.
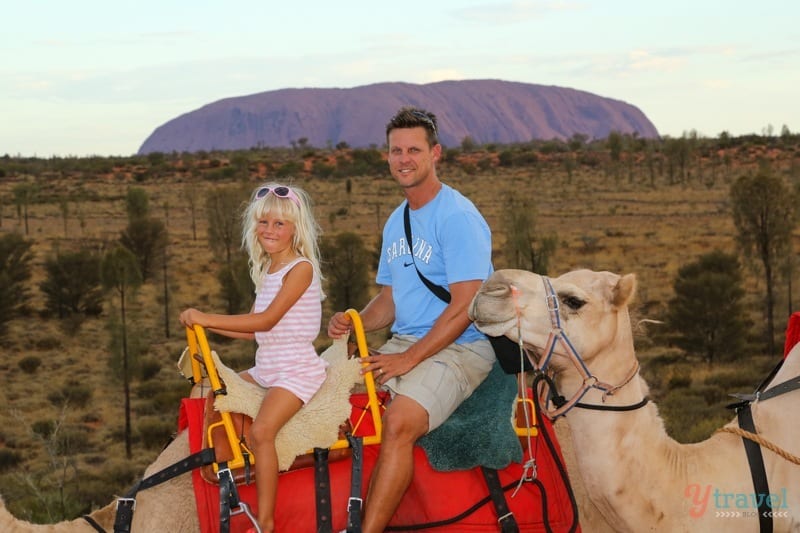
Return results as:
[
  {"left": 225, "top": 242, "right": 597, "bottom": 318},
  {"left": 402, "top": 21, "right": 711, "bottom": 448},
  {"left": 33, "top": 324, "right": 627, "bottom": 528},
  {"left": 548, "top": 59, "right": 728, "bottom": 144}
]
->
[{"left": 247, "top": 257, "right": 327, "bottom": 403}]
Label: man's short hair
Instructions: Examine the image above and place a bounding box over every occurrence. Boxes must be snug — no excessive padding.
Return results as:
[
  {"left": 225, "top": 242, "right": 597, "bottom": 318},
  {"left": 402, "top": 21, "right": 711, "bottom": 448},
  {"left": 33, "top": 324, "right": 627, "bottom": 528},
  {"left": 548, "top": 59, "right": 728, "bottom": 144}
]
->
[{"left": 386, "top": 107, "right": 439, "bottom": 147}]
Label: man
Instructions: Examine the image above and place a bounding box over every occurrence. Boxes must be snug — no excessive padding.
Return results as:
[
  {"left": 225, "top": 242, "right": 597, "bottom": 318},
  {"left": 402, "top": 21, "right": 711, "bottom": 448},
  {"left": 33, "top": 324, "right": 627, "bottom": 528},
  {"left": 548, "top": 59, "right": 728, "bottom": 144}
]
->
[{"left": 327, "top": 106, "right": 494, "bottom": 532}]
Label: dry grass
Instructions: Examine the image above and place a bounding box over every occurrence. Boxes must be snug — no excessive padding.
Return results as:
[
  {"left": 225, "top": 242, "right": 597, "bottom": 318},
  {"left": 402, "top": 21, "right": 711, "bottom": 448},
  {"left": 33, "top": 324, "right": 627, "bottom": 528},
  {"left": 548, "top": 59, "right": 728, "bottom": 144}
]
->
[{"left": 0, "top": 139, "right": 798, "bottom": 520}]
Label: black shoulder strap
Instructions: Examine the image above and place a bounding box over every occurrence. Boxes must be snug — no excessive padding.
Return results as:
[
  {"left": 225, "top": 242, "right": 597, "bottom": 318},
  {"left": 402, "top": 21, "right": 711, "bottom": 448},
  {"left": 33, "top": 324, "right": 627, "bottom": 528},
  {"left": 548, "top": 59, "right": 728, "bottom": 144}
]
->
[{"left": 403, "top": 203, "right": 451, "bottom": 304}]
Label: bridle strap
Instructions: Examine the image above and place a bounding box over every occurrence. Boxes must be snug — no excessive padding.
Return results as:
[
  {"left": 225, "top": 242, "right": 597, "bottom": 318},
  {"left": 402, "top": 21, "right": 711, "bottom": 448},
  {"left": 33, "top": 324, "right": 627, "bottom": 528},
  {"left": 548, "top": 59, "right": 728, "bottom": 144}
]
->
[{"left": 511, "top": 277, "right": 647, "bottom": 419}]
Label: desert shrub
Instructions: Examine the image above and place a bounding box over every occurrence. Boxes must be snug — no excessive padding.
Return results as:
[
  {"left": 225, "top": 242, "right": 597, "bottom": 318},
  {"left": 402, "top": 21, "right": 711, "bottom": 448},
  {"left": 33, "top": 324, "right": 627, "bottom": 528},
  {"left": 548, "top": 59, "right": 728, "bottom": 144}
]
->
[
  {"left": 659, "top": 390, "right": 709, "bottom": 442},
  {"left": 98, "top": 458, "right": 139, "bottom": 488},
  {"left": 704, "top": 369, "right": 763, "bottom": 390},
  {"left": 667, "top": 370, "right": 692, "bottom": 389},
  {"left": 682, "top": 414, "right": 732, "bottom": 443},
  {"left": 135, "top": 382, "right": 185, "bottom": 416},
  {"left": 138, "top": 357, "right": 162, "bottom": 381},
  {"left": 137, "top": 416, "right": 175, "bottom": 449},
  {"left": 32, "top": 419, "right": 55, "bottom": 438},
  {"left": 34, "top": 335, "right": 62, "bottom": 350},
  {"left": 0, "top": 448, "right": 22, "bottom": 469},
  {"left": 693, "top": 384, "right": 727, "bottom": 406},
  {"left": 54, "top": 426, "right": 92, "bottom": 455},
  {"left": 47, "top": 382, "right": 92, "bottom": 408},
  {"left": 6, "top": 491, "right": 86, "bottom": 523},
  {"left": 18, "top": 355, "right": 42, "bottom": 374}
]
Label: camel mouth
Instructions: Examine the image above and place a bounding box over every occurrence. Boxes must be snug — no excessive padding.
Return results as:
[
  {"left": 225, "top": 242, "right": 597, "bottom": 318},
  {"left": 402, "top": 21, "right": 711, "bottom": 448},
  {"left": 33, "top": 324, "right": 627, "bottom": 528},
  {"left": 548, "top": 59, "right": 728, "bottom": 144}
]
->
[{"left": 471, "top": 314, "right": 516, "bottom": 338}]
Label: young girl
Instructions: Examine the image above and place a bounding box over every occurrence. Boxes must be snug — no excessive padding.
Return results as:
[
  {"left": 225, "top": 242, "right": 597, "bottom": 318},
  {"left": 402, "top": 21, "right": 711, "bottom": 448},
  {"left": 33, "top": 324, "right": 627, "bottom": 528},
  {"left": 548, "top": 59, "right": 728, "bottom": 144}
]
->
[{"left": 179, "top": 182, "right": 326, "bottom": 533}]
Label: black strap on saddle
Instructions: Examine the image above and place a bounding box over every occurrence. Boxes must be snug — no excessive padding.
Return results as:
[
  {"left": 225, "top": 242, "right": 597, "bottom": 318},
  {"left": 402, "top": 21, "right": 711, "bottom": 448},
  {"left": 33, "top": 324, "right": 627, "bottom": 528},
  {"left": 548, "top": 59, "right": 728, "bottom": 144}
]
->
[
  {"left": 81, "top": 514, "right": 107, "bottom": 533},
  {"left": 313, "top": 447, "right": 333, "bottom": 533},
  {"left": 735, "top": 405, "right": 772, "bottom": 533},
  {"left": 403, "top": 204, "right": 451, "bottom": 304},
  {"left": 113, "top": 447, "right": 217, "bottom": 533},
  {"left": 346, "top": 434, "right": 364, "bottom": 533},
  {"left": 480, "top": 466, "right": 520, "bottom": 533},
  {"left": 726, "top": 356, "right": 800, "bottom": 533},
  {"left": 217, "top": 462, "right": 242, "bottom": 533}
]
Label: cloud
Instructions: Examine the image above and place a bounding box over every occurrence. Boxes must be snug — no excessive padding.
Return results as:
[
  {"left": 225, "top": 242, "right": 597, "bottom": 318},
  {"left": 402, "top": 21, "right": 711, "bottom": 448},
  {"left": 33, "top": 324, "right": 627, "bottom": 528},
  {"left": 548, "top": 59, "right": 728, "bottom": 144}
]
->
[
  {"left": 626, "top": 49, "right": 684, "bottom": 72},
  {"left": 701, "top": 79, "right": 731, "bottom": 90},
  {"left": 451, "top": 0, "right": 581, "bottom": 25},
  {"left": 420, "top": 69, "right": 466, "bottom": 82}
]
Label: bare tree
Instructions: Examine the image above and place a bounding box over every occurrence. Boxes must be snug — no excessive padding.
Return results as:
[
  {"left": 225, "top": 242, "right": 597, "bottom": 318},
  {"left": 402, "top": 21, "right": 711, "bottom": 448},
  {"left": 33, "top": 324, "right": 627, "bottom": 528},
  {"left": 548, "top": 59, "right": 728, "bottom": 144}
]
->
[
  {"left": 320, "top": 232, "right": 370, "bottom": 312},
  {"left": 101, "top": 245, "right": 142, "bottom": 458},
  {"left": 731, "top": 171, "right": 797, "bottom": 355},
  {"left": 502, "top": 196, "right": 557, "bottom": 274},
  {"left": 206, "top": 185, "right": 247, "bottom": 269}
]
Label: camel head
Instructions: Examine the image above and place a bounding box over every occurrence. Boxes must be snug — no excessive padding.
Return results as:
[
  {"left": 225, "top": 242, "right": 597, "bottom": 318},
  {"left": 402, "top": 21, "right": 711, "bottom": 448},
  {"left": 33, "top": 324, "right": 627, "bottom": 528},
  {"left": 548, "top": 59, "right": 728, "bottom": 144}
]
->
[{"left": 470, "top": 269, "right": 637, "bottom": 375}]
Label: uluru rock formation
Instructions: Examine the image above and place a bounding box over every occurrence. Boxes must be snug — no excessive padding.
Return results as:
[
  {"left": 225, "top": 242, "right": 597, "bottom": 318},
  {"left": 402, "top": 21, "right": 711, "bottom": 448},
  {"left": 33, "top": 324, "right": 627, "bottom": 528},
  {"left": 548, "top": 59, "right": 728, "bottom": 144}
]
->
[{"left": 138, "top": 79, "right": 659, "bottom": 154}]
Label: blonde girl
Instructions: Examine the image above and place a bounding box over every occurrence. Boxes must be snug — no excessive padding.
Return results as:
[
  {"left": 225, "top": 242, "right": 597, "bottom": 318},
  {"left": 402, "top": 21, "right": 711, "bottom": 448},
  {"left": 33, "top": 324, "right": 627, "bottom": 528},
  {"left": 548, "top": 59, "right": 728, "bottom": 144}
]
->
[{"left": 180, "top": 182, "right": 325, "bottom": 533}]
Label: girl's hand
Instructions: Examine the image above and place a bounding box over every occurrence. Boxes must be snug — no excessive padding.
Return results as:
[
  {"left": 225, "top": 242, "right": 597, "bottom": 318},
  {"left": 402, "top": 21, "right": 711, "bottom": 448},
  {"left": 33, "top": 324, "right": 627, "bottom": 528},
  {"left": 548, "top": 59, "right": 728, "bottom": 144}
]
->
[
  {"left": 327, "top": 311, "right": 352, "bottom": 339},
  {"left": 179, "top": 308, "right": 205, "bottom": 327}
]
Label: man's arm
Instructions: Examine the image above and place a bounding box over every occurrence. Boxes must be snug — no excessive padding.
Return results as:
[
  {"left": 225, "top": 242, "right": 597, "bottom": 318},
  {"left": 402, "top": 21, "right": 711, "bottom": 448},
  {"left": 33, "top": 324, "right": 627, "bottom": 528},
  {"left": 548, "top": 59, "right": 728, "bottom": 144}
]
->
[
  {"left": 328, "top": 285, "right": 395, "bottom": 338},
  {"left": 362, "top": 279, "right": 482, "bottom": 380},
  {"left": 397, "top": 279, "right": 480, "bottom": 363}
]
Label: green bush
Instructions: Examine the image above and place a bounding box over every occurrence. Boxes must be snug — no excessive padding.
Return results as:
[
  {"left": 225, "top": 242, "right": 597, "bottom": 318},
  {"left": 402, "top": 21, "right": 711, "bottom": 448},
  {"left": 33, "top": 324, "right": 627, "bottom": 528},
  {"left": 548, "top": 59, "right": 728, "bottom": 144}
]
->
[
  {"left": 682, "top": 414, "right": 732, "bottom": 443},
  {"left": 32, "top": 419, "right": 55, "bottom": 438},
  {"left": 18, "top": 355, "right": 42, "bottom": 374},
  {"left": 34, "top": 335, "right": 62, "bottom": 350},
  {"left": 0, "top": 448, "right": 22, "bottom": 469},
  {"left": 138, "top": 357, "right": 162, "bottom": 381},
  {"left": 137, "top": 416, "right": 175, "bottom": 449},
  {"left": 666, "top": 367, "right": 692, "bottom": 389},
  {"left": 704, "top": 369, "right": 761, "bottom": 390},
  {"left": 47, "top": 382, "right": 92, "bottom": 408},
  {"left": 54, "top": 427, "right": 92, "bottom": 455}
]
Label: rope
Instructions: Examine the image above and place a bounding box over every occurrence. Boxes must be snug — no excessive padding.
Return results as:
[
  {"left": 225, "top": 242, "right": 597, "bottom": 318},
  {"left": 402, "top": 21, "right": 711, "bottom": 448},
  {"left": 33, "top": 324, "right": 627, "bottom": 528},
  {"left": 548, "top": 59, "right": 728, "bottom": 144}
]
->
[{"left": 716, "top": 426, "right": 800, "bottom": 465}]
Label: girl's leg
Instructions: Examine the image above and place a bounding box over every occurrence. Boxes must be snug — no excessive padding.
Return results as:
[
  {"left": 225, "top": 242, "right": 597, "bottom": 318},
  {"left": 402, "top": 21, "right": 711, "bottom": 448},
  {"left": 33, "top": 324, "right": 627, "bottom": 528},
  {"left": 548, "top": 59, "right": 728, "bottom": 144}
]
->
[{"left": 249, "top": 387, "right": 303, "bottom": 533}]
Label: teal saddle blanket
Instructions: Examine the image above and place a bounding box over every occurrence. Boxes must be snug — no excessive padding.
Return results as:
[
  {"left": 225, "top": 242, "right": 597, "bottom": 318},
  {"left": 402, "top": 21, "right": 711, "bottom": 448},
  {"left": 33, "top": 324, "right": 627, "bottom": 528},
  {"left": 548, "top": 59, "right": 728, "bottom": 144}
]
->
[{"left": 417, "top": 361, "right": 523, "bottom": 471}]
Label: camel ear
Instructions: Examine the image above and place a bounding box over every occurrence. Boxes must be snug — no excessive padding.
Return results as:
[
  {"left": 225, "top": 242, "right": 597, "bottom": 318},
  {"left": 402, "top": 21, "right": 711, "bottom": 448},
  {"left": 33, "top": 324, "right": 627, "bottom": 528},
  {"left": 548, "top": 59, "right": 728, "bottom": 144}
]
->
[{"left": 612, "top": 273, "right": 636, "bottom": 307}]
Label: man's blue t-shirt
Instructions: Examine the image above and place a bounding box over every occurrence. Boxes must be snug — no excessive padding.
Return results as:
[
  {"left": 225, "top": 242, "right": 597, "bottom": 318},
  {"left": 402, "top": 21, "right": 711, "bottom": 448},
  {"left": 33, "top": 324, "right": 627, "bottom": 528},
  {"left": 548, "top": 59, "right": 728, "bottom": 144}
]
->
[{"left": 376, "top": 184, "right": 493, "bottom": 344}]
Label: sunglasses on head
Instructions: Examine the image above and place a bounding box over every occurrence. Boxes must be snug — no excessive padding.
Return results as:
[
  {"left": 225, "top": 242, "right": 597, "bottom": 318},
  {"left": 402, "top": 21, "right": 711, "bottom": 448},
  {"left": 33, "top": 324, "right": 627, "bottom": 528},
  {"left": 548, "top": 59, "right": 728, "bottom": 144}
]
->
[
  {"left": 409, "top": 110, "right": 437, "bottom": 134},
  {"left": 254, "top": 186, "right": 300, "bottom": 206}
]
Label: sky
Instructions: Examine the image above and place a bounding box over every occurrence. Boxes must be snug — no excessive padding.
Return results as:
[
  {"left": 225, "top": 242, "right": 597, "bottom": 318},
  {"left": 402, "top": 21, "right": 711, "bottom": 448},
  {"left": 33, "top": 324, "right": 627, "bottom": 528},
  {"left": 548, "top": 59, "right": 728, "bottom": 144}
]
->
[{"left": 2, "top": 0, "right": 799, "bottom": 158}]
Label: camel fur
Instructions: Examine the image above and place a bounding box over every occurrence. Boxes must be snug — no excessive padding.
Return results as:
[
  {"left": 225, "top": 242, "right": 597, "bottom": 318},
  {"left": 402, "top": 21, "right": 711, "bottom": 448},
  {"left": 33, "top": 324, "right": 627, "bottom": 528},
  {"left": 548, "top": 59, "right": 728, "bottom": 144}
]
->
[{"left": 469, "top": 268, "right": 800, "bottom": 532}]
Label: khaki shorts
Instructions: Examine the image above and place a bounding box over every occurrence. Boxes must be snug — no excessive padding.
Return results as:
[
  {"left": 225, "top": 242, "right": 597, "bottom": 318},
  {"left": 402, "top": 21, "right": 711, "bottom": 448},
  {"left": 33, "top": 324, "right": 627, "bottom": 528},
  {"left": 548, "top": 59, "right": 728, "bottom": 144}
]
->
[{"left": 378, "top": 335, "right": 495, "bottom": 432}]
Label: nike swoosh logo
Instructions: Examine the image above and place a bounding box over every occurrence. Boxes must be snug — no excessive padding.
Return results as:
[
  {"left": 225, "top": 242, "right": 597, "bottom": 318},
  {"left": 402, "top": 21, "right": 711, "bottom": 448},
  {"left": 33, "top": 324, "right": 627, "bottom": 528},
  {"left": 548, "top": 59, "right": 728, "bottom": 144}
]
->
[{"left": 404, "top": 262, "right": 414, "bottom": 267}]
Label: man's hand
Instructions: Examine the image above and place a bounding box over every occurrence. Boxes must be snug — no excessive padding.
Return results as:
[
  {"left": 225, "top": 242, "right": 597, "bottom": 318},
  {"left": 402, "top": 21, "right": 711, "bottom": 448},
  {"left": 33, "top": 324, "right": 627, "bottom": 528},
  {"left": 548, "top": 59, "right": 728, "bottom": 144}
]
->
[{"left": 363, "top": 352, "right": 418, "bottom": 385}]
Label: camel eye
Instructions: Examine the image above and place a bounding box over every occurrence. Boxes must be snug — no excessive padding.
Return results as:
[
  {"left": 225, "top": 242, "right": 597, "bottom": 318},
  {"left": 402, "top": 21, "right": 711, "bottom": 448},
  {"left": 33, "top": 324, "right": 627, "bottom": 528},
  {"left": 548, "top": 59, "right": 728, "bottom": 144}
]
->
[{"left": 561, "top": 294, "right": 585, "bottom": 310}]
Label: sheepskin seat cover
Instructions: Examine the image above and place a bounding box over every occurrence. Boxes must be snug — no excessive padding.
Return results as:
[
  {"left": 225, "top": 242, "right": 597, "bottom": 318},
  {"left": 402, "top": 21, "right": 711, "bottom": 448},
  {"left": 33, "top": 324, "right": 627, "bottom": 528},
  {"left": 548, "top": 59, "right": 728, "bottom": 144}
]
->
[{"left": 211, "top": 337, "right": 361, "bottom": 471}]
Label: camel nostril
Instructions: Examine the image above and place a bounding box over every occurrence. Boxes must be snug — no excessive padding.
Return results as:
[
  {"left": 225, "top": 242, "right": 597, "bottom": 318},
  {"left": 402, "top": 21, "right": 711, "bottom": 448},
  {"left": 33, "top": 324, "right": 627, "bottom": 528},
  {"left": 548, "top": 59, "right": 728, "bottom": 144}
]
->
[{"left": 483, "top": 282, "right": 511, "bottom": 298}]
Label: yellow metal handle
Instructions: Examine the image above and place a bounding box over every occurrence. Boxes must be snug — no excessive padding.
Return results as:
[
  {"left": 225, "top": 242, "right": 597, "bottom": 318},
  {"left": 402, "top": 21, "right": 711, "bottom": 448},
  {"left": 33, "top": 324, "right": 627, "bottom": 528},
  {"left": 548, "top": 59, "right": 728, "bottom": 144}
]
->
[
  {"left": 344, "top": 308, "right": 383, "bottom": 442},
  {"left": 185, "top": 324, "right": 252, "bottom": 472}
]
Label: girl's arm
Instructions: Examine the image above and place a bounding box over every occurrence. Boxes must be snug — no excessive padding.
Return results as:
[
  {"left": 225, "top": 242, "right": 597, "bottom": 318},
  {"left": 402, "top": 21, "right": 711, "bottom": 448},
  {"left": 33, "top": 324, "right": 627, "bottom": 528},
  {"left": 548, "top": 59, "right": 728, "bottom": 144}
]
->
[
  {"left": 180, "top": 262, "right": 313, "bottom": 334},
  {"left": 204, "top": 305, "right": 257, "bottom": 340}
]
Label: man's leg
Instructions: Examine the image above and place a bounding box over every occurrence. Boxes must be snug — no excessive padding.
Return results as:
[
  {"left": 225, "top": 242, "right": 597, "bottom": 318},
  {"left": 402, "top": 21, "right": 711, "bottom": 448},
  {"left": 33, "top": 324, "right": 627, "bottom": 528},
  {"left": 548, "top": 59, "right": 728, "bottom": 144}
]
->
[{"left": 362, "top": 395, "right": 428, "bottom": 533}]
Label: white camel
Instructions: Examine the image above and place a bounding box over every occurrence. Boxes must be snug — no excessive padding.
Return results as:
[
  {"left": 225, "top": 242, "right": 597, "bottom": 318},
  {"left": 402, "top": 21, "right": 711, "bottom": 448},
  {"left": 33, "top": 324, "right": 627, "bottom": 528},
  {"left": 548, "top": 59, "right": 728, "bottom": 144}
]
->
[{"left": 469, "top": 268, "right": 800, "bottom": 532}]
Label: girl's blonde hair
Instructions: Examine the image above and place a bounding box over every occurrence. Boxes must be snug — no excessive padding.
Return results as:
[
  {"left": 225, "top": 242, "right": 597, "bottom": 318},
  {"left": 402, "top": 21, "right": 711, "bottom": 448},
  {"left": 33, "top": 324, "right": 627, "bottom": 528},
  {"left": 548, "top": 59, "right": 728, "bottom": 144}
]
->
[{"left": 241, "top": 182, "right": 323, "bottom": 289}]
